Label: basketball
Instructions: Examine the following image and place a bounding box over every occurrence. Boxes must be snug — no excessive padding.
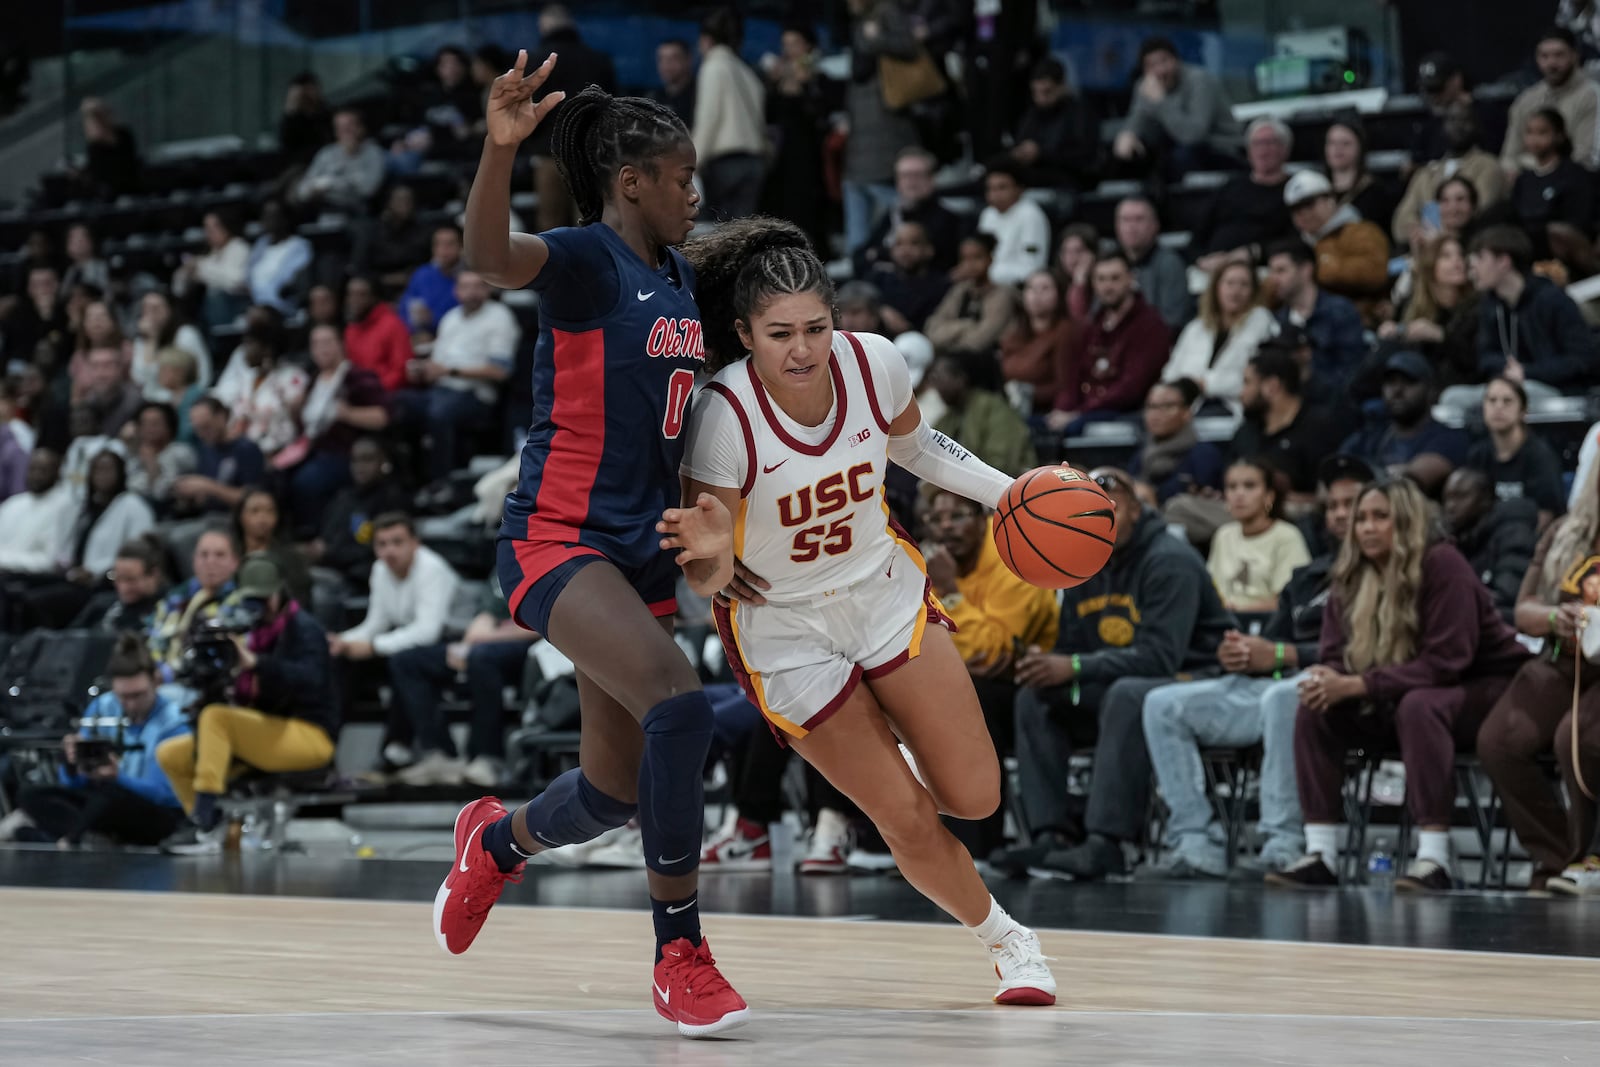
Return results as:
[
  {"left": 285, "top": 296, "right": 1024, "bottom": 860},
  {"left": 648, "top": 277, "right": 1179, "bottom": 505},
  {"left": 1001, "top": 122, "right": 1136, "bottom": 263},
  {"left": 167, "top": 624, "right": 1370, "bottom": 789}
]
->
[{"left": 993, "top": 465, "right": 1118, "bottom": 589}]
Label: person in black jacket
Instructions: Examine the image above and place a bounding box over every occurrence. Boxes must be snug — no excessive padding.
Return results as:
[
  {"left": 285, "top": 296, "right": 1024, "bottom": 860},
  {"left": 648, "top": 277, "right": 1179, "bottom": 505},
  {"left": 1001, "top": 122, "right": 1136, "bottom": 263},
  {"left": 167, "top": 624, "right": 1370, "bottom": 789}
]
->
[
  {"left": 303, "top": 437, "right": 411, "bottom": 594},
  {"left": 855, "top": 146, "right": 970, "bottom": 277},
  {"left": 994, "top": 468, "right": 1237, "bottom": 880},
  {"left": 156, "top": 555, "right": 338, "bottom": 854},
  {"left": 1506, "top": 108, "right": 1595, "bottom": 272},
  {"left": 1006, "top": 57, "right": 1099, "bottom": 190},
  {"left": 1139, "top": 454, "right": 1370, "bottom": 878},
  {"left": 1442, "top": 466, "right": 1538, "bottom": 622},
  {"left": 526, "top": 5, "right": 617, "bottom": 232}
]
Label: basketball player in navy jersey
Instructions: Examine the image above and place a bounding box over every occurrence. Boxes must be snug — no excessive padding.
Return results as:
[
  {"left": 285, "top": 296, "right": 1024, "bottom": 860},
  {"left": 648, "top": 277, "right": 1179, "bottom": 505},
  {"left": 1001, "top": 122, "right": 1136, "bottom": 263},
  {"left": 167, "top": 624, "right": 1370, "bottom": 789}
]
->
[{"left": 432, "top": 51, "right": 748, "bottom": 1037}]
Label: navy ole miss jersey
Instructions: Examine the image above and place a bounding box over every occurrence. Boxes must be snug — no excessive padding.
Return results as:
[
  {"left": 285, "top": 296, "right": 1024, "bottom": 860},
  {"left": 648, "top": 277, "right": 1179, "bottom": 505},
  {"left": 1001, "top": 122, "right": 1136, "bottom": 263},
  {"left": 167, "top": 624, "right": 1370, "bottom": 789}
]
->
[{"left": 499, "top": 223, "right": 705, "bottom": 568}]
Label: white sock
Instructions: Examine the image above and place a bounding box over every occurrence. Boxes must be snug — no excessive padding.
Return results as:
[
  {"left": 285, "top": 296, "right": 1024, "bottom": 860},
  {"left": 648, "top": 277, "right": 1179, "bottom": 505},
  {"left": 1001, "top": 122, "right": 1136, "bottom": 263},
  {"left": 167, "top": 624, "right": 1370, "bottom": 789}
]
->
[
  {"left": 969, "top": 896, "right": 1020, "bottom": 946},
  {"left": 1416, "top": 830, "right": 1451, "bottom": 870},
  {"left": 1305, "top": 825, "right": 1339, "bottom": 867}
]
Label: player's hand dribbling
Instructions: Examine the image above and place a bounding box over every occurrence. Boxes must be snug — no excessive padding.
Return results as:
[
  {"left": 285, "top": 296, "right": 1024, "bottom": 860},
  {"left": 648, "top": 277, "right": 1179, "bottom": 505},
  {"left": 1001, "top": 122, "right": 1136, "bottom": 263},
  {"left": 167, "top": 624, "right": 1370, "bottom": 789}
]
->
[
  {"left": 486, "top": 50, "right": 565, "bottom": 148},
  {"left": 658, "top": 493, "right": 732, "bottom": 566}
]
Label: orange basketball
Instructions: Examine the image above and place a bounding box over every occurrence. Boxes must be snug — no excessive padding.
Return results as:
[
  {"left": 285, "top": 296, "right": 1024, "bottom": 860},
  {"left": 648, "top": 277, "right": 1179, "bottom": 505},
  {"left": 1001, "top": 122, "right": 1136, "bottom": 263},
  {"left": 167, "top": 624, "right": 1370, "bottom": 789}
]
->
[{"left": 993, "top": 465, "right": 1118, "bottom": 588}]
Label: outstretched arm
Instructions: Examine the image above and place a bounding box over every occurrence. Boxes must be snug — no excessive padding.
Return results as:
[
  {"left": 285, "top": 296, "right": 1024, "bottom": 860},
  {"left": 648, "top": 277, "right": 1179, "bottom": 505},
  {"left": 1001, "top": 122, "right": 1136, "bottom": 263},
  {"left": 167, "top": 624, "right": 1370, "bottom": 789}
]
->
[
  {"left": 465, "top": 50, "right": 565, "bottom": 290},
  {"left": 664, "top": 479, "right": 739, "bottom": 597},
  {"left": 885, "top": 394, "right": 1014, "bottom": 509}
]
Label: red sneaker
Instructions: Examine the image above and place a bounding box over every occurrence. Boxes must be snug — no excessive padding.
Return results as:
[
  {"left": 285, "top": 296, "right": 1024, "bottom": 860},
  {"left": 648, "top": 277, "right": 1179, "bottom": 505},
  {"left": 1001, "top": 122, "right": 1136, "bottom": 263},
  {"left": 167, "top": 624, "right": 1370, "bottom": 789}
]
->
[
  {"left": 653, "top": 937, "right": 751, "bottom": 1037},
  {"left": 433, "top": 797, "right": 523, "bottom": 955},
  {"left": 700, "top": 815, "right": 773, "bottom": 872}
]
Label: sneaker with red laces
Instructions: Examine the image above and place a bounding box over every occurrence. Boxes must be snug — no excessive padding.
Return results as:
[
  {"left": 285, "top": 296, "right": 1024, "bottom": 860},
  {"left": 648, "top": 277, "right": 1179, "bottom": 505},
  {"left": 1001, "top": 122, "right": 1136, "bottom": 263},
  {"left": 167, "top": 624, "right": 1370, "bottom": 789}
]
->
[
  {"left": 700, "top": 814, "right": 772, "bottom": 872},
  {"left": 653, "top": 937, "right": 751, "bottom": 1038},
  {"left": 433, "top": 797, "right": 524, "bottom": 955}
]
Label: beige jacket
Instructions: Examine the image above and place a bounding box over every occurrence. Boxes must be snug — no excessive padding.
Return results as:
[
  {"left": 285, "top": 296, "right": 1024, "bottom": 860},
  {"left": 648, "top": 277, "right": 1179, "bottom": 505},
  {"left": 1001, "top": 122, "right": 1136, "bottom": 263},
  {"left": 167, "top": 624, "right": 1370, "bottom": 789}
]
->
[
  {"left": 1501, "top": 75, "right": 1600, "bottom": 170},
  {"left": 1391, "top": 149, "right": 1507, "bottom": 245},
  {"left": 692, "top": 45, "right": 768, "bottom": 162}
]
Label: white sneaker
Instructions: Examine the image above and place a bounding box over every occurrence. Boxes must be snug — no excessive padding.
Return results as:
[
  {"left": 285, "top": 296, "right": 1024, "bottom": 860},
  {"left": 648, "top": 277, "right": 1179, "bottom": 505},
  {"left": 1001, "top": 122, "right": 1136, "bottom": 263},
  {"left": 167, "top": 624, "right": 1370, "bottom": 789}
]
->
[
  {"left": 382, "top": 741, "right": 415, "bottom": 769},
  {"left": 700, "top": 809, "right": 773, "bottom": 872},
  {"left": 845, "top": 847, "right": 900, "bottom": 873},
  {"left": 799, "top": 808, "right": 853, "bottom": 874},
  {"left": 396, "top": 751, "right": 466, "bottom": 787},
  {"left": 461, "top": 756, "right": 504, "bottom": 789},
  {"left": 988, "top": 926, "right": 1057, "bottom": 1005},
  {"left": 0, "top": 809, "right": 36, "bottom": 841},
  {"left": 533, "top": 823, "right": 631, "bottom": 868},
  {"left": 583, "top": 824, "right": 647, "bottom": 868}
]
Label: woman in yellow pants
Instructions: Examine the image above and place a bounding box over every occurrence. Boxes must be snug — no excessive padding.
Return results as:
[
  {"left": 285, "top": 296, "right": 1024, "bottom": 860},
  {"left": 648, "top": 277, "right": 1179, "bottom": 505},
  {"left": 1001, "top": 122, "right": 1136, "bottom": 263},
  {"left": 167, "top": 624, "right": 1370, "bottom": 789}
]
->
[{"left": 158, "top": 555, "right": 338, "bottom": 853}]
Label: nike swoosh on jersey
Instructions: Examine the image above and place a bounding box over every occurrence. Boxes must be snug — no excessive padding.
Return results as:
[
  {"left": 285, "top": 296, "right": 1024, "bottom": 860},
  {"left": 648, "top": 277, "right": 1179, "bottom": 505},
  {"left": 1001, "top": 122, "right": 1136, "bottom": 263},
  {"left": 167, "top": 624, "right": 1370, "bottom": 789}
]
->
[
  {"left": 762, "top": 460, "right": 788, "bottom": 473},
  {"left": 637, "top": 289, "right": 656, "bottom": 301}
]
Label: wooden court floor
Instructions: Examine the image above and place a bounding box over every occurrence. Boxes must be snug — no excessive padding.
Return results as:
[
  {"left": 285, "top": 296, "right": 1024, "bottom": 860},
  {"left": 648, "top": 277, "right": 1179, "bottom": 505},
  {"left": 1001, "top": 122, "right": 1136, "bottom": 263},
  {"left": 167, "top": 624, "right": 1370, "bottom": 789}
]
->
[{"left": 2, "top": 887, "right": 1597, "bottom": 1065}]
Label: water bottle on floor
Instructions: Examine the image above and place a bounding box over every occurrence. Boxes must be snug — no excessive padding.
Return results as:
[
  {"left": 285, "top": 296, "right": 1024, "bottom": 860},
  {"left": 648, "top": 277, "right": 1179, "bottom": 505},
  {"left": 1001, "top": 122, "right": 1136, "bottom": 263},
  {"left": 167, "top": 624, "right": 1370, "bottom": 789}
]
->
[{"left": 1366, "top": 837, "right": 1395, "bottom": 887}]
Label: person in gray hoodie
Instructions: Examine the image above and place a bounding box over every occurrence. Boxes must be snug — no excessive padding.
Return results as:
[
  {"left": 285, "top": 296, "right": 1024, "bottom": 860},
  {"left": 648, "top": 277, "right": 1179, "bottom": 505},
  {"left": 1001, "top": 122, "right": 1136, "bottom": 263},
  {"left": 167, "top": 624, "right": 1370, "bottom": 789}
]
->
[
  {"left": 993, "top": 467, "right": 1237, "bottom": 881},
  {"left": 1113, "top": 36, "right": 1242, "bottom": 178}
]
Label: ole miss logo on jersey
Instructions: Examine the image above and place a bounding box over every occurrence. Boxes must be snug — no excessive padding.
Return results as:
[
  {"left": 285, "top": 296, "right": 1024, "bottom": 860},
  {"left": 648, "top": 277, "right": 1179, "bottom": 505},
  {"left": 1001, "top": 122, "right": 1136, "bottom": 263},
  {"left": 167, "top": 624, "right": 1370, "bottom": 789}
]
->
[{"left": 645, "top": 317, "right": 705, "bottom": 361}]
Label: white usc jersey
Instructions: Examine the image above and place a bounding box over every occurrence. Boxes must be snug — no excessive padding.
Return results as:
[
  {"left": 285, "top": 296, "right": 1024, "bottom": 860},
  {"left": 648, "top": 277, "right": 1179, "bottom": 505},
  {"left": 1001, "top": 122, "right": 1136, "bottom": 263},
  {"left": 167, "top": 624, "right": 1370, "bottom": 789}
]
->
[{"left": 684, "top": 331, "right": 914, "bottom": 606}]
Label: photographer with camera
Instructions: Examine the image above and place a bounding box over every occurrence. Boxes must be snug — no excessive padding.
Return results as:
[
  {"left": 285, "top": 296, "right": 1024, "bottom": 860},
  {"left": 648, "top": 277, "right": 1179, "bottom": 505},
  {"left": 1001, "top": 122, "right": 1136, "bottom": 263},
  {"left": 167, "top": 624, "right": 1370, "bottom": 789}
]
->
[
  {"left": 155, "top": 554, "right": 337, "bottom": 854},
  {"left": 0, "top": 635, "right": 190, "bottom": 847}
]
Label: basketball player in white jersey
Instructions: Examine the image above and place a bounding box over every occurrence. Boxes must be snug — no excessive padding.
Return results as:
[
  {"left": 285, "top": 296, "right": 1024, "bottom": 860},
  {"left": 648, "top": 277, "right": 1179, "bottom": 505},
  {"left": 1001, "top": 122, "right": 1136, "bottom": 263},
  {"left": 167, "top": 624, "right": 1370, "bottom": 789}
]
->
[{"left": 657, "top": 219, "right": 1057, "bottom": 1005}]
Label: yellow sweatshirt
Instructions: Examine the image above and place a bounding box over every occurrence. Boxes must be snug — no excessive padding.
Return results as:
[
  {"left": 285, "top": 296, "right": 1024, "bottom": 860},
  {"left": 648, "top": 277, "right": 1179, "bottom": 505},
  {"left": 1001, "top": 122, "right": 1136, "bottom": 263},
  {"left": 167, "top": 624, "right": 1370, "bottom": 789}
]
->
[{"left": 943, "top": 522, "right": 1060, "bottom": 668}]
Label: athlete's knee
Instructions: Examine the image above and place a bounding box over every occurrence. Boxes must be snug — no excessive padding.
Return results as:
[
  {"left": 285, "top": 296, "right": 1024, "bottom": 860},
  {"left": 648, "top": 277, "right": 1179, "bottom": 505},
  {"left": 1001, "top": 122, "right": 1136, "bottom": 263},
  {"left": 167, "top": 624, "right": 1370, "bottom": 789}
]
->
[
  {"left": 643, "top": 689, "right": 714, "bottom": 744},
  {"left": 934, "top": 761, "right": 1001, "bottom": 821},
  {"left": 866, "top": 781, "right": 943, "bottom": 849}
]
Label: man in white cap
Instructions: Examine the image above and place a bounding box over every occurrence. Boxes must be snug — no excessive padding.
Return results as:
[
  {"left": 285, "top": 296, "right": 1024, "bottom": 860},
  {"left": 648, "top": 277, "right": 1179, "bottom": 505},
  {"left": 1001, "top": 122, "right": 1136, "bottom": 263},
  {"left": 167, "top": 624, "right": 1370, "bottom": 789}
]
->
[{"left": 1284, "top": 169, "right": 1390, "bottom": 322}]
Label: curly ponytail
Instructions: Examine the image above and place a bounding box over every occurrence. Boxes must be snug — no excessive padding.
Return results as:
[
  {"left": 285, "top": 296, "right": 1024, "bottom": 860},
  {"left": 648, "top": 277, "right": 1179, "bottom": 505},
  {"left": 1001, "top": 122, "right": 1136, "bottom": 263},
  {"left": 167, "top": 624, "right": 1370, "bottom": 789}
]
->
[
  {"left": 681, "top": 216, "right": 837, "bottom": 373},
  {"left": 549, "top": 85, "right": 690, "bottom": 227}
]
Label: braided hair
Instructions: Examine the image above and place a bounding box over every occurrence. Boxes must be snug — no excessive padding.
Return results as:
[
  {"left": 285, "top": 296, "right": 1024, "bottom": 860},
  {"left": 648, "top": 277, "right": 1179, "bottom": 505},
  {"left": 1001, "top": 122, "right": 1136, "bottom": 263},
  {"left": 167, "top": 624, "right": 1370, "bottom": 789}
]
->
[
  {"left": 548, "top": 85, "right": 690, "bottom": 227},
  {"left": 681, "top": 216, "right": 836, "bottom": 373}
]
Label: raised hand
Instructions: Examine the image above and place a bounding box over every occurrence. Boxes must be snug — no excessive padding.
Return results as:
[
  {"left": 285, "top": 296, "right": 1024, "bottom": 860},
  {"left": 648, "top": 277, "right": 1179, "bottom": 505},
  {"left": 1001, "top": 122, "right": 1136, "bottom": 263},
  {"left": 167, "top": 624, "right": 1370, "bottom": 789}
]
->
[{"left": 486, "top": 50, "right": 565, "bottom": 148}]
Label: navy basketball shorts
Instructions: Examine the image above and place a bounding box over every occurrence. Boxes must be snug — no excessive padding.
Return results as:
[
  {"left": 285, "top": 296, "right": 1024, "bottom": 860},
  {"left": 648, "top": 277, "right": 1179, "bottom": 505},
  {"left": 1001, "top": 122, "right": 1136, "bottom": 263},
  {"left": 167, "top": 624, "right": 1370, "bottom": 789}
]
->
[{"left": 497, "top": 537, "right": 679, "bottom": 637}]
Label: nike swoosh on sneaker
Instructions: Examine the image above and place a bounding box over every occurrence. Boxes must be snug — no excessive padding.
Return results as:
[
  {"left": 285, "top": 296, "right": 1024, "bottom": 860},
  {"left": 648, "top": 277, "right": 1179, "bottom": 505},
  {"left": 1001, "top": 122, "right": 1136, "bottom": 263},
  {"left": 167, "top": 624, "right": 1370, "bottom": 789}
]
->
[
  {"left": 461, "top": 821, "right": 487, "bottom": 873},
  {"left": 763, "top": 460, "right": 788, "bottom": 473},
  {"left": 659, "top": 853, "right": 690, "bottom": 866},
  {"left": 654, "top": 982, "right": 671, "bottom": 1004},
  {"left": 665, "top": 897, "right": 697, "bottom": 914},
  {"left": 637, "top": 289, "right": 656, "bottom": 301},
  {"left": 534, "top": 830, "right": 558, "bottom": 846}
]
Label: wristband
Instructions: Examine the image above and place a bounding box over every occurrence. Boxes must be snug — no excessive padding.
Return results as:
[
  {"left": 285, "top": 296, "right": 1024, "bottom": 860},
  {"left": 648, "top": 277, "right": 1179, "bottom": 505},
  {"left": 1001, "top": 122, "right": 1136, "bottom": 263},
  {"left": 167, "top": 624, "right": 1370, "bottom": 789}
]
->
[
  {"left": 1550, "top": 609, "right": 1559, "bottom": 632},
  {"left": 1070, "top": 654, "right": 1081, "bottom": 707},
  {"left": 1273, "top": 642, "right": 1285, "bottom": 681}
]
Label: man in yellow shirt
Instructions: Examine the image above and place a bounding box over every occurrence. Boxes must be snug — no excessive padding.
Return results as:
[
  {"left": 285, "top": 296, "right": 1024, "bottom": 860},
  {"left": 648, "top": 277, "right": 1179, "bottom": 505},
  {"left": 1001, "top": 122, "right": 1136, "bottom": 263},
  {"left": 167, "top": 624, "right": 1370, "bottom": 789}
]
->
[{"left": 921, "top": 489, "right": 1059, "bottom": 857}]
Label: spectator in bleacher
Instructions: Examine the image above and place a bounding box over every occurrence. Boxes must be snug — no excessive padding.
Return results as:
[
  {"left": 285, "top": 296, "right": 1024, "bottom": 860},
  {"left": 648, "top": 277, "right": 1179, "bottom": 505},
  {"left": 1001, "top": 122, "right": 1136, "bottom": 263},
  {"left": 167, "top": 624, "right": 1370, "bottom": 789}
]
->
[
  {"left": 1115, "top": 196, "right": 1192, "bottom": 330},
  {"left": 60, "top": 404, "right": 126, "bottom": 499},
  {"left": 398, "top": 270, "right": 517, "bottom": 486},
  {"left": 1, "top": 266, "right": 69, "bottom": 371},
  {"left": 856, "top": 147, "right": 966, "bottom": 277},
  {"left": 293, "top": 106, "right": 384, "bottom": 215},
  {"left": 351, "top": 185, "right": 431, "bottom": 296},
  {"left": 1324, "top": 118, "right": 1399, "bottom": 237},
  {"left": 760, "top": 23, "right": 838, "bottom": 253},
  {"left": 1269, "top": 478, "right": 1531, "bottom": 892},
  {"left": 0, "top": 450, "right": 73, "bottom": 582},
  {"left": 1207, "top": 456, "right": 1311, "bottom": 613},
  {"left": 287, "top": 324, "right": 390, "bottom": 531},
  {"left": 399, "top": 224, "right": 463, "bottom": 343},
  {"left": 527, "top": 4, "right": 617, "bottom": 232},
  {"left": 306, "top": 284, "right": 341, "bottom": 331},
  {"left": 1411, "top": 52, "right": 1472, "bottom": 166},
  {"left": 836, "top": 281, "right": 892, "bottom": 337},
  {"left": 156, "top": 554, "right": 337, "bottom": 854},
  {"left": 1142, "top": 455, "right": 1367, "bottom": 878},
  {"left": 1374, "top": 235, "right": 1480, "bottom": 393},
  {"left": 1477, "top": 464, "right": 1600, "bottom": 894},
  {"left": 391, "top": 577, "right": 542, "bottom": 788},
  {"left": 68, "top": 535, "right": 165, "bottom": 633},
  {"left": 999, "top": 268, "right": 1076, "bottom": 415},
  {"left": 1053, "top": 224, "right": 1097, "bottom": 323},
  {"left": 130, "top": 291, "right": 210, "bottom": 400},
  {"left": 1230, "top": 347, "right": 1343, "bottom": 509},
  {"left": 1502, "top": 27, "right": 1600, "bottom": 173},
  {"left": 211, "top": 312, "right": 308, "bottom": 461},
  {"left": 872, "top": 222, "right": 952, "bottom": 335},
  {"left": 691, "top": 7, "right": 767, "bottom": 223},
  {"left": 18, "top": 450, "right": 154, "bottom": 629},
  {"left": 231, "top": 486, "right": 312, "bottom": 608},
  {"left": 1266, "top": 241, "right": 1367, "bottom": 399},
  {"left": 1466, "top": 377, "right": 1566, "bottom": 530},
  {"left": 1341, "top": 352, "right": 1469, "bottom": 497},
  {"left": 124, "top": 401, "right": 195, "bottom": 509},
  {"left": 1284, "top": 171, "right": 1392, "bottom": 319},
  {"left": 977, "top": 159, "right": 1051, "bottom": 287},
  {"left": 247, "top": 200, "right": 313, "bottom": 316},
  {"left": 1163, "top": 258, "right": 1274, "bottom": 410},
  {"left": 278, "top": 72, "right": 332, "bottom": 171},
  {"left": 0, "top": 635, "right": 188, "bottom": 848},
  {"left": 155, "top": 348, "right": 202, "bottom": 445},
  {"left": 422, "top": 45, "right": 480, "bottom": 148},
  {"left": 302, "top": 437, "right": 410, "bottom": 594},
  {"left": 924, "top": 234, "right": 1020, "bottom": 360},
  {"left": 1394, "top": 103, "right": 1505, "bottom": 249},
  {"left": 996, "top": 467, "right": 1234, "bottom": 880},
  {"left": 1507, "top": 108, "right": 1597, "bottom": 273},
  {"left": 72, "top": 97, "right": 140, "bottom": 201},
  {"left": 1194, "top": 118, "right": 1294, "bottom": 274},
  {"left": 342, "top": 274, "right": 413, "bottom": 392},
  {"left": 1441, "top": 466, "right": 1538, "bottom": 621},
  {"left": 1126, "top": 379, "right": 1225, "bottom": 505},
  {"left": 959, "top": 0, "right": 1037, "bottom": 163},
  {"left": 1046, "top": 250, "right": 1171, "bottom": 434},
  {"left": 68, "top": 299, "right": 127, "bottom": 385},
  {"left": 1007, "top": 56, "right": 1099, "bottom": 191},
  {"left": 926, "top": 351, "right": 1037, "bottom": 476},
  {"left": 170, "top": 397, "right": 262, "bottom": 516},
  {"left": 650, "top": 38, "right": 697, "bottom": 128},
  {"left": 1445, "top": 225, "right": 1599, "bottom": 411},
  {"left": 0, "top": 381, "right": 27, "bottom": 503},
  {"left": 1112, "top": 36, "right": 1241, "bottom": 178},
  {"left": 146, "top": 526, "right": 239, "bottom": 684},
  {"left": 61, "top": 223, "right": 111, "bottom": 297},
  {"left": 77, "top": 346, "right": 142, "bottom": 441},
  {"left": 841, "top": 0, "right": 923, "bottom": 256},
  {"left": 173, "top": 210, "right": 252, "bottom": 332}
]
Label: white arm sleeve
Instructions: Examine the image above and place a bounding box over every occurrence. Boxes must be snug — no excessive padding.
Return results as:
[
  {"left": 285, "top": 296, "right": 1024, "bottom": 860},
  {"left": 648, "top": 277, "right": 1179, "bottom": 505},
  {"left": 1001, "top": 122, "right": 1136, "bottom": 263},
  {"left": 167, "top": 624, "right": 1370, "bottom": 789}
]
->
[
  {"left": 681, "top": 386, "right": 749, "bottom": 492},
  {"left": 887, "top": 418, "right": 1015, "bottom": 511}
]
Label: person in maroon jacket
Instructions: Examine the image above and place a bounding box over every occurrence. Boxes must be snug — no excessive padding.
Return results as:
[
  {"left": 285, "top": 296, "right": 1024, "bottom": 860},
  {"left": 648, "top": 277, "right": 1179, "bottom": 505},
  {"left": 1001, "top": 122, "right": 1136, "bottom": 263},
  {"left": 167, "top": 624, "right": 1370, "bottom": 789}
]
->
[
  {"left": 1267, "top": 477, "right": 1530, "bottom": 893},
  {"left": 1045, "top": 250, "right": 1171, "bottom": 437}
]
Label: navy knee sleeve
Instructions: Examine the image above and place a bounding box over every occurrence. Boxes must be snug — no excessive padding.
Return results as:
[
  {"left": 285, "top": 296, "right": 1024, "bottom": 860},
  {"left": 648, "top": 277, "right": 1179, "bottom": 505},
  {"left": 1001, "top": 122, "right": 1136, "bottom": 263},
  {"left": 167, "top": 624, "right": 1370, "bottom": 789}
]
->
[
  {"left": 520, "top": 768, "right": 635, "bottom": 848},
  {"left": 638, "top": 691, "right": 714, "bottom": 876}
]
